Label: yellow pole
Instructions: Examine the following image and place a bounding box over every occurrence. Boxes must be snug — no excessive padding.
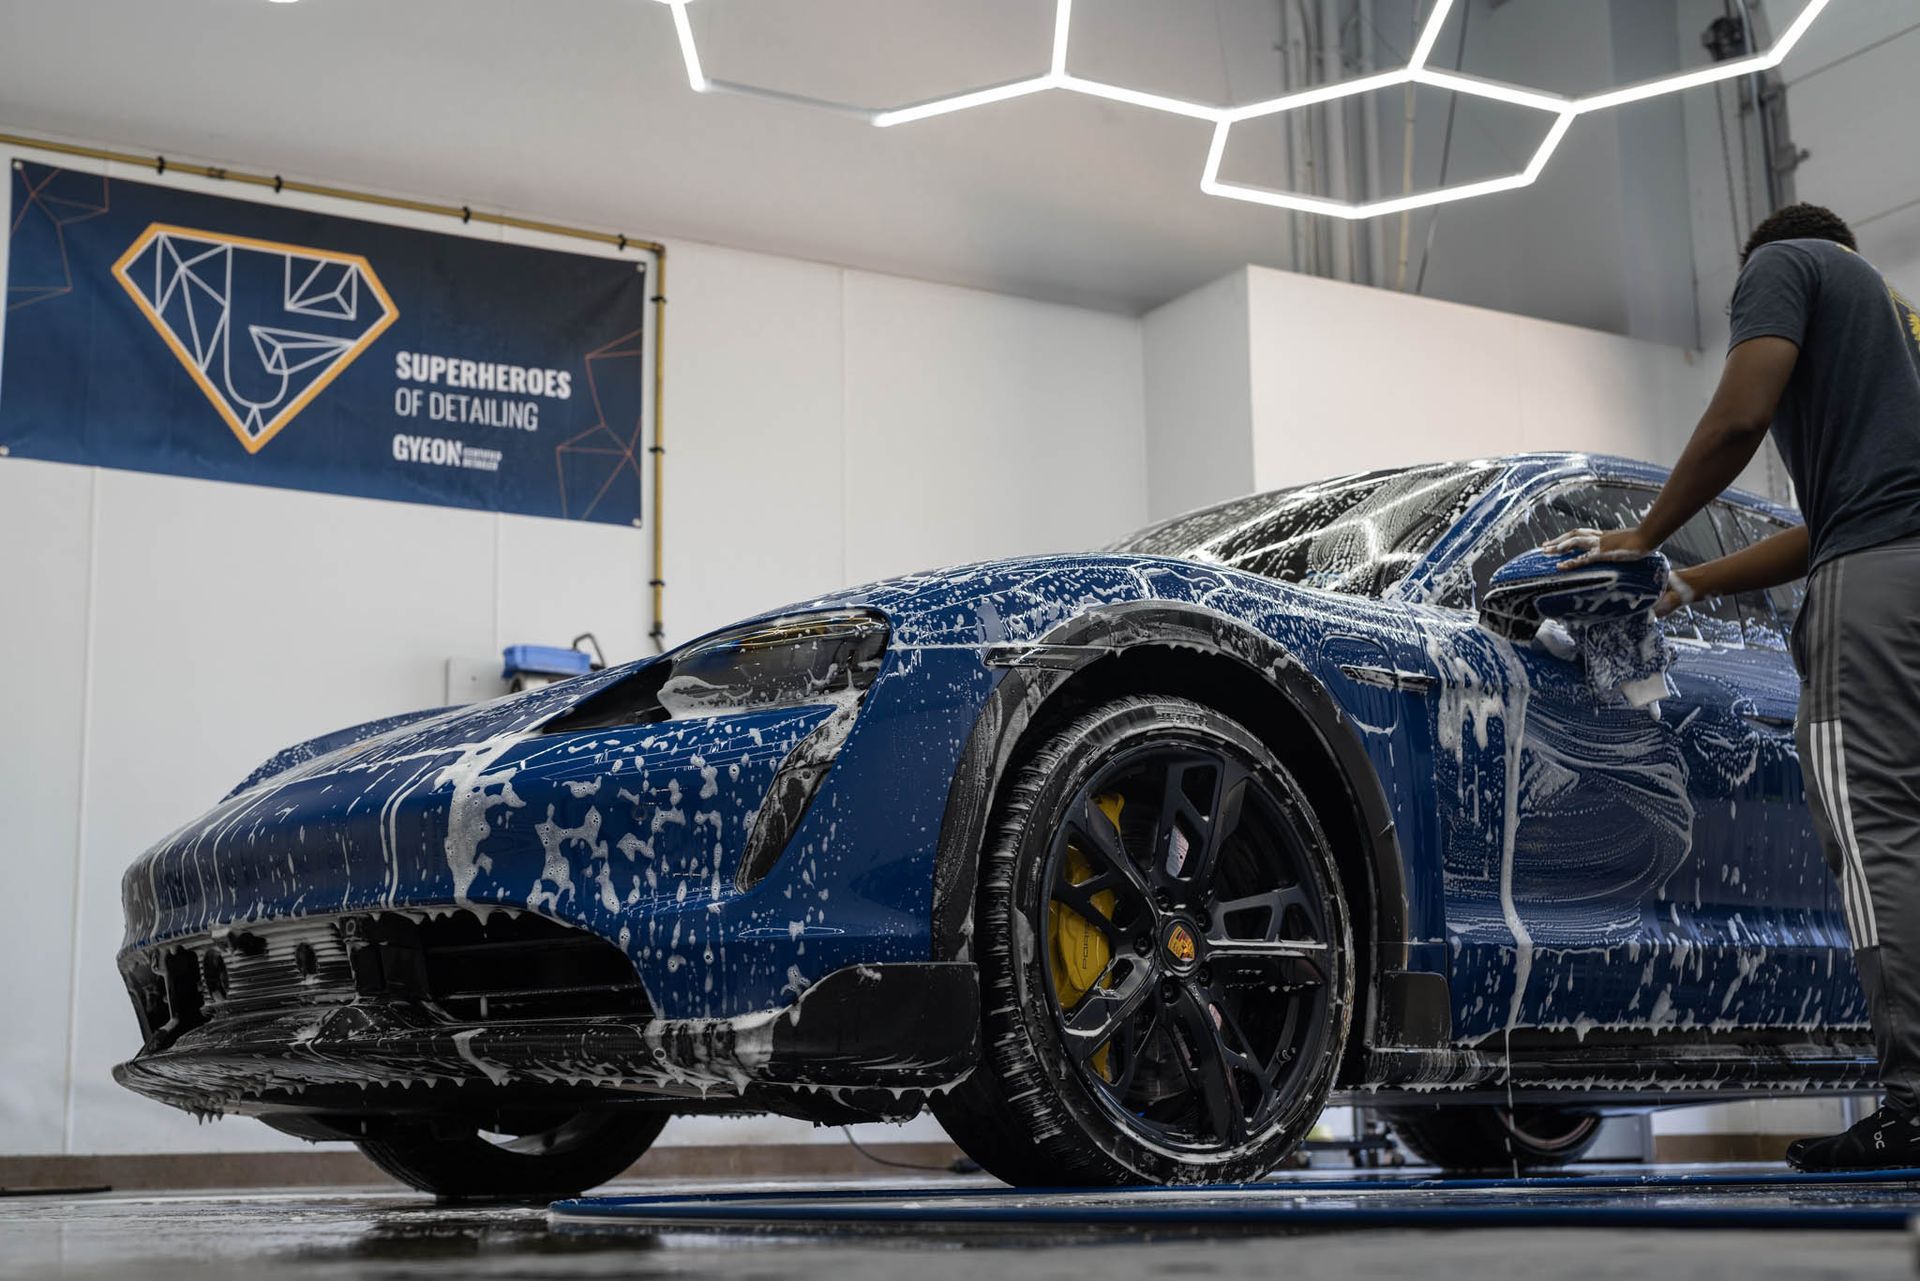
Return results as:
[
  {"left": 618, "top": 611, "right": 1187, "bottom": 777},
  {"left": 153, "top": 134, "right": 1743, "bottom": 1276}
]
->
[{"left": 649, "top": 252, "right": 668, "bottom": 652}]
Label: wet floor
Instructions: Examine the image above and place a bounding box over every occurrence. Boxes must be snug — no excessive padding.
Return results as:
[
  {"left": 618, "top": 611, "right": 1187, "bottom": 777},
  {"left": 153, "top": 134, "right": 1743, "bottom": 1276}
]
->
[{"left": 1, "top": 1174, "right": 1915, "bottom": 1280}]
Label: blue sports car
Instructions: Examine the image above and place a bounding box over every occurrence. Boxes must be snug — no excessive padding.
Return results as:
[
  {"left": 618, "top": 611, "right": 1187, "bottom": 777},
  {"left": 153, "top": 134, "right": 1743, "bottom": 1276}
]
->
[{"left": 116, "top": 452, "right": 1871, "bottom": 1196}]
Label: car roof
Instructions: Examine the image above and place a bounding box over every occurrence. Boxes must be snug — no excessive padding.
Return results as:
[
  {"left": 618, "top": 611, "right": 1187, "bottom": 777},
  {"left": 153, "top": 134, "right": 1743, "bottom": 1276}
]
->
[{"left": 1497, "top": 452, "right": 1800, "bottom": 525}]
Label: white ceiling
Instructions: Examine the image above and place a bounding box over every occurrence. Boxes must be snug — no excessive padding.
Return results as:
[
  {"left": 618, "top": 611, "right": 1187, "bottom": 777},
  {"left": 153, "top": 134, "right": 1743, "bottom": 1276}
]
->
[{"left": 0, "top": 0, "right": 1745, "bottom": 325}]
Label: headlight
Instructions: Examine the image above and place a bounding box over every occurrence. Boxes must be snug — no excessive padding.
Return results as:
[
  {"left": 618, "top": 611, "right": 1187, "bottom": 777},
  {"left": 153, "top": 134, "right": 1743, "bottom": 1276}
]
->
[{"left": 542, "top": 610, "right": 889, "bottom": 734}]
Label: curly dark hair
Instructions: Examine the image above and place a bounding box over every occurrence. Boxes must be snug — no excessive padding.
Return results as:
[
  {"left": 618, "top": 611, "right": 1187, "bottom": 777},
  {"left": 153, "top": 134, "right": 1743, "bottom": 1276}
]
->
[{"left": 1742, "top": 203, "right": 1856, "bottom": 263}]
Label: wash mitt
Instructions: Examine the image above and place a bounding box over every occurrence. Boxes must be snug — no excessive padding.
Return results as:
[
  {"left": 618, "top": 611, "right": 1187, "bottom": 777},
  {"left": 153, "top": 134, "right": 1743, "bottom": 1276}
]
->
[{"left": 1491, "top": 549, "right": 1677, "bottom": 708}]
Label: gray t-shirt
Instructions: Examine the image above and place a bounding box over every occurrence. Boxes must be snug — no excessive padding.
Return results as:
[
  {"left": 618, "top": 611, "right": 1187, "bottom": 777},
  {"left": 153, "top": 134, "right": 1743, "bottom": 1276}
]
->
[{"left": 1728, "top": 238, "right": 1920, "bottom": 570}]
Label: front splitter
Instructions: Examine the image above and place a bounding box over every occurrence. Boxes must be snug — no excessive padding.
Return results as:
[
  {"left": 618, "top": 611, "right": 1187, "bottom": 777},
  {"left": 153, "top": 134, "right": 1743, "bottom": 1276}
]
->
[{"left": 116, "top": 960, "right": 978, "bottom": 1116}]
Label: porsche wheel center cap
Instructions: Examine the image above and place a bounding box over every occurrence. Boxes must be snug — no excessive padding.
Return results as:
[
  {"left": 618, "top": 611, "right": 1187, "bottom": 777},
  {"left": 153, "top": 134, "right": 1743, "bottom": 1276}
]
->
[{"left": 1161, "top": 919, "right": 1201, "bottom": 973}]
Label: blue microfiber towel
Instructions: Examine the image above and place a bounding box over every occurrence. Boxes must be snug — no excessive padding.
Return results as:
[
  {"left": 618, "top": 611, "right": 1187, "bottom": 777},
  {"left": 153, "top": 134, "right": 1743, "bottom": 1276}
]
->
[{"left": 1491, "top": 549, "right": 1677, "bottom": 708}]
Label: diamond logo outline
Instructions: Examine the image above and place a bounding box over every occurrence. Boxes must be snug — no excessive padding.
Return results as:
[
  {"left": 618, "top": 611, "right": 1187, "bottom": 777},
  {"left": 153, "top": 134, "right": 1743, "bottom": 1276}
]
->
[{"left": 110, "top": 223, "right": 400, "bottom": 455}]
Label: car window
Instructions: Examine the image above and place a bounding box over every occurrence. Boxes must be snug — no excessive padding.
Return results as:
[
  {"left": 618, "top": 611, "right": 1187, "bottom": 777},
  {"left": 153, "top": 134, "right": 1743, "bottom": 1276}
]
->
[
  {"left": 1464, "top": 482, "right": 1619, "bottom": 607},
  {"left": 1111, "top": 464, "right": 1497, "bottom": 598},
  {"left": 1728, "top": 505, "right": 1806, "bottom": 640},
  {"left": 1646, "top": 498, "right": 1745, "bottom": 647},
  {"left": 1460, "top": 480, "right": 1744, "bottom": 645},
  {"left": 1708, "top": 504, "right": 1789, "bottom": 651},
  {"left": 1221, "top": 468, "right": 1489, "bottom": 596}
]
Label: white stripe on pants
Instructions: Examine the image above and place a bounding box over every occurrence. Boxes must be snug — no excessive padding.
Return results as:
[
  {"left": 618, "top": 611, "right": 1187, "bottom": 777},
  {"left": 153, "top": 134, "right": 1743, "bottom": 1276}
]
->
[{"left": 1811, "top": 717, "right": 1880, "bottom": 948}]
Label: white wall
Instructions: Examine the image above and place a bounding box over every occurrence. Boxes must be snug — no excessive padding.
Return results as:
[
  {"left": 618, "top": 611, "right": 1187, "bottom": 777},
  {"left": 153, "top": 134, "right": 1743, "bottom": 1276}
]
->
[
  {"left": 0, "top": 143, "right": 1147, "bottom": 1158},
  {"left": 1780, "top": 2, "right": 1920, "bottom": 294},
  {"left": 0, "top": 461, "right": 92, "bottom": 1156},
  {"left": 1247, "top": 266, "right": 1717, "bottom": 490},
  {"left": 1141, "top": 270, "right": 1254, "bottom": 522},
  {"left": 663, "top": 242, "right": 1147, "bottom": 643},
  {"left": 1143, "top": 265, "right": 1718, "bottom": 511}
]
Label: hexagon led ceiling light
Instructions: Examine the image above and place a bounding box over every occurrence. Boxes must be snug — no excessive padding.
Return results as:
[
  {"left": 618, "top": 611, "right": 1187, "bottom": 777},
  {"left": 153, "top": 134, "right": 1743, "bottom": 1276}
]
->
[{"left": 650, "top": 0, "right": 1832, "bottom": 221}]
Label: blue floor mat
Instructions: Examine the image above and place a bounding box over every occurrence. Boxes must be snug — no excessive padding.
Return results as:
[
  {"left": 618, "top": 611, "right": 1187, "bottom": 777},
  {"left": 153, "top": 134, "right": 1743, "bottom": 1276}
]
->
[{"left": 551, "top": 1167, "right": 1920, "bottom": 1233}]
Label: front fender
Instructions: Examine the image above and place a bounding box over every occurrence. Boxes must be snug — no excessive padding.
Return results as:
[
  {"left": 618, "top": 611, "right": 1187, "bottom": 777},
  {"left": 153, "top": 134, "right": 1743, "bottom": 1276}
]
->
[{"left": 926, "top": 600, "right": 1409, "bottom": 971}]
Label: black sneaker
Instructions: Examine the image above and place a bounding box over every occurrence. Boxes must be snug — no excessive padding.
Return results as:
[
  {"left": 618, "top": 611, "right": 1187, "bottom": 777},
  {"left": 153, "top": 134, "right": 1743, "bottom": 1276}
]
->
[{"left": 1785, "top": 1106, "right": 1920, "bottom": 1171}]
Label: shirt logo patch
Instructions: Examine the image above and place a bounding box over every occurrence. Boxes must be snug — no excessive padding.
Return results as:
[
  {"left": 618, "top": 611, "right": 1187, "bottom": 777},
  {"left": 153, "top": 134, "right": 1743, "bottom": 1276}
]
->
[{"left": 1889, "top": 285, "right": 1920, "bottom": 349}]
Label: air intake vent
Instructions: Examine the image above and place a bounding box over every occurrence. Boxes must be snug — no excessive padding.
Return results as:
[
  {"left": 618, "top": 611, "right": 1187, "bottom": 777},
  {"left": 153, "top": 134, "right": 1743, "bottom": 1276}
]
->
[
  {"left": 352, "top": 911, "right": 651, "bottom": 1023},
  {"left": 123, "top": 911, "right": 651, "bottom": 1049}
]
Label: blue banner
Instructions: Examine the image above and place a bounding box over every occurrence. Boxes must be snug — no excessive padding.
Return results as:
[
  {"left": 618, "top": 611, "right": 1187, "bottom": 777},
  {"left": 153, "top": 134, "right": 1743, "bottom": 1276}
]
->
[{"left": 2, "top": 160, "right": 650, "bottom": 526}]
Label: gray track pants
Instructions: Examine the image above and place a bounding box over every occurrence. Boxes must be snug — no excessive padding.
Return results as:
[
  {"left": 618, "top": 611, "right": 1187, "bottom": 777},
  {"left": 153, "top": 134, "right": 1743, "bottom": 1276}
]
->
[{"left": 1795, "top": 535, "right": 1920, "bottom": 1112}]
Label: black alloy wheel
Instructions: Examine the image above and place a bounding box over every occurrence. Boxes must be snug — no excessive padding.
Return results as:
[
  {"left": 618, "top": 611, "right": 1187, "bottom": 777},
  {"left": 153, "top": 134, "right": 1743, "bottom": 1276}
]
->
[
  {"left": 355, "top": 1108, "right": 667, "bottom": 1201},
  {"left": 935, "top": 695, "right": 1353, "bottom": 1186},
  {"left": 1383, "top": 1103, "right": 1604, "bottom": 1171}
]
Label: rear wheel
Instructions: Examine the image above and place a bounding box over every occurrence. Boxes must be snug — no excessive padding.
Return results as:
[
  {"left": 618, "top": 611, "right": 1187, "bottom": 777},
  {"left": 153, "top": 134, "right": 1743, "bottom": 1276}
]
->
[
  {"left": 1383, "top": 1104, "right": 1603, "bottom": 1171},
  {"left": 935, "top": 695, "right": 1353, "bottom": 1186},
  {"left": 356, "top": 1109, "right": 667, "bottom": 1201}
]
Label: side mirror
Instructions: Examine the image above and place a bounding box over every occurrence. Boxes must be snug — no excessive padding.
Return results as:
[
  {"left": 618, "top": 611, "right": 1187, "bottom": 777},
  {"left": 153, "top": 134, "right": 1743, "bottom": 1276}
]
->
[{"left": 1480, "top": 548, "right": 1668, "bottom": 641}]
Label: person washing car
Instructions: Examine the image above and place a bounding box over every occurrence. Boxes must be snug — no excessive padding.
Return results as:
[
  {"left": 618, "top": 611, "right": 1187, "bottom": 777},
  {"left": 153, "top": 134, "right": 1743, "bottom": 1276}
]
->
[{"left": 1546, "top": 203, "right": 1920, "bottom": 1171}]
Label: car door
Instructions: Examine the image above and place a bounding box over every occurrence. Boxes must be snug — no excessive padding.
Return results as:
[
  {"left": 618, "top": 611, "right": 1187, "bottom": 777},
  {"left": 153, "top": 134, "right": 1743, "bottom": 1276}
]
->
[
  {"left": 1431, "top": 478, "right": 1831, "bottom": 1045},
  {"left": 1626, "top": 492, "right": 1835, "bottom": 1033},
  {"left": 1720, "top": 502, "right": 1865, "bottom": 1031},
  {"left": 1429, "top": 478, "right": 1694, "bottom": 1044}
]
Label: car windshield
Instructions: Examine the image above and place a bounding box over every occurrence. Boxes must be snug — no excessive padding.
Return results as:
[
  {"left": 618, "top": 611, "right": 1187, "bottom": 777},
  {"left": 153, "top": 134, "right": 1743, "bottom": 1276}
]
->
[{"left": 1107, "top": 462, "right": 1497, "bottom": 597}]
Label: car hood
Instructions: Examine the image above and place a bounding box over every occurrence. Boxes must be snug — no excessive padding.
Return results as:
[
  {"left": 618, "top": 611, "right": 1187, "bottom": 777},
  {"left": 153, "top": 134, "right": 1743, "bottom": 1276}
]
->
[
  {"left": 705, "top": 551, "right": 1348, "bottom": 649},
  {"left": 237, "top": 551, "right": 1361, "bottom": 799},
  {"left": 226, "top": 659, "right": 652, "bottom": 801}
]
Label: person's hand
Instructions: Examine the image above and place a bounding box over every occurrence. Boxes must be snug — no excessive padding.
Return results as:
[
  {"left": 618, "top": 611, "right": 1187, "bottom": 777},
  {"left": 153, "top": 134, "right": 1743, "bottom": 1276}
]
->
[
  {"left": 1655, "top": 569, "right": 1697, "bottom": 618},
  {"left": 1540, "top": 527, "right": 1655, "bottom": 569}
]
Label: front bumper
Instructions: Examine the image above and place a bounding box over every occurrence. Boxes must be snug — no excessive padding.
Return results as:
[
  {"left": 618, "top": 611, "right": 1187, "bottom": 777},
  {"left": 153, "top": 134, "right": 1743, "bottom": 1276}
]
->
[
  {"left": 114, "top": 961, "right": 978, "bottom": 1118},
  {"left": 121, "top": 632, "right": 1003, "bottom": 1024}
]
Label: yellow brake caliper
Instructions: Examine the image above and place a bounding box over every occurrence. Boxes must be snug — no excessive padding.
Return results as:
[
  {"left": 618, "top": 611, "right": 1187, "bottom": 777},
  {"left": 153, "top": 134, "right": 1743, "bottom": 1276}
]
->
[{"left": 1050, "top": 793, "right": 1125, "bottom": 1081}]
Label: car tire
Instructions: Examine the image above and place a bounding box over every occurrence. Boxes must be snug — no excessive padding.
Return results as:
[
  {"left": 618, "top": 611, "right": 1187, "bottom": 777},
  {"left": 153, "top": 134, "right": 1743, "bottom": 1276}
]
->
[
  {"left": 1383, "top": 1104, "right": 1603, "bottom": 1171},
  {"left": 934, "top": 695, "right": 1353, "bottom": 1186},
  {"left": 356, "top": 1109, "right": 667, "bottom": 1201}
]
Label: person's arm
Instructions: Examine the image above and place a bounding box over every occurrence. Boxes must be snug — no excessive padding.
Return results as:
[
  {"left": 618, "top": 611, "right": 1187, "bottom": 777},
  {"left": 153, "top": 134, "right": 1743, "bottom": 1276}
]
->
[
  {"left": 1654, "top": 523, "right": 1809, "bottom": 616},
  {"left": 1546, "top": 336, "right": 1802, "bottom": 565}
]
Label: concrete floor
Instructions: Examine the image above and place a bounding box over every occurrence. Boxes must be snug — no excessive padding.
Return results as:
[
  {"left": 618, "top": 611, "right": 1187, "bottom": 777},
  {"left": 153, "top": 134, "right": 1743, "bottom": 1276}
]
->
[{"left": 2, "top": 1176, "right": 1916, "bottom": 1281}]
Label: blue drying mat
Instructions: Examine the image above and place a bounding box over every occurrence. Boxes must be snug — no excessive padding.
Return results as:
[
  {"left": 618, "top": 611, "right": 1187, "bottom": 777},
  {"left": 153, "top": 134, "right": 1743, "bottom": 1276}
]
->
[
  {"left": 569, "top": 1164, "right": 1920, "bottom": 1204},
  {"left": 551, "top": 1167, "right": 1920, "bottom": 1234}
]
